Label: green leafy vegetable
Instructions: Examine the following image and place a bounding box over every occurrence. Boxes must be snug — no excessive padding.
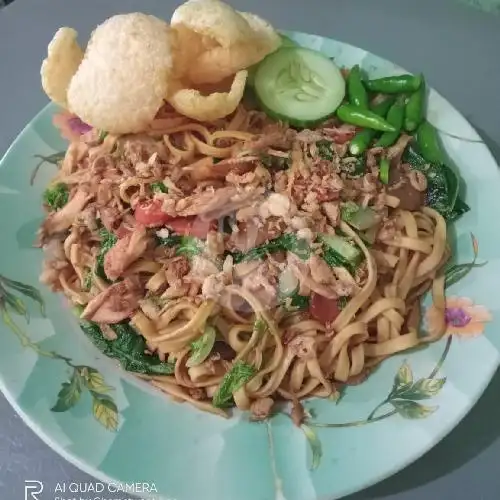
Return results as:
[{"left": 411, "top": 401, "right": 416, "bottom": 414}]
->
[
  {"left": 95, "top": 227, "right": 117, "bottom": 281},
  {"left": 403, "top": 144, "right": 462, "bottom": 220},
  {"left": 177, "top": 236, "right": 204, "bottom": 258},
  {"left": 316, "top": 140, "right": 334, "bottom": 161},
  {"left": 221, "top": 216, "right": 235, "bottom": 234},
  {"left": 448, "top": 197, "right": 470, "bottom": 222},
  {"left": 150, "top": 181, "right": 168, "bottom": 194},
  {"left": 156, "top": 233, "right": 204, "bottom": 259},
  {"left": 340, "top": 201, "right": 379, "bottom": 230},
  {"left": 277, "top": 268, "right": 310, "bottom": 311},
  {"left": 352, "top": 156, "right": 366, "bottom": 177},
  {"left": 156, "top": 233, "right": 182, "bottom": 247},
  {"left": 319, "top": 233, "right": 363, "bottom": 274},
  {"left": 286, "top": 292, "right": 310, "bottom": 311},
  {"left": 340, "top": 156, "right": 366, "bottom": 178},
  {"left": 187, "top": 326, "right": 217, "bottom": 367},
  {"left": 98, "top": 130, "right": 108, "bottom": 142},
  {"left": 322, "top": 247, "right": 357, "bottom": 274},
  {"left": 260, "top": 153, "right": 290, "bottom": 171},
  {"left": 340, "top": 201, "right": 358, "bottom": 221},
  {"left": 83, "top": 269, "right": 92, "bottom": 291},
  {"left": 232, "top": 233, "right": 310, "bottom": 263},
  {"left": 79, "top": 318, "right": 175, "bottom": 375},
  {"left": 337, "top": 296, "right": 349, "bottom": 310},
  {"left": 43, "top": 183, "right": 69, "bottom": 211},
  {"left": 212, "top": 360, "right": 256, "bottom": 408}
]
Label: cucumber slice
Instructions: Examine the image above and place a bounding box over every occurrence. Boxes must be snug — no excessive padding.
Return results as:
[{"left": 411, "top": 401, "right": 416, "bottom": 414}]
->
[
  {"left": 340, "top": 201, "right": 379, "bottom": 230},
  {"left": 254, "top": 47, "right": 346, "bottom": 128},
  {"left": 247, "top": 35, "right": 299, "bottom": 88},
  {"left": 319, "top": 233, "right": 364, "bottom": 271}
]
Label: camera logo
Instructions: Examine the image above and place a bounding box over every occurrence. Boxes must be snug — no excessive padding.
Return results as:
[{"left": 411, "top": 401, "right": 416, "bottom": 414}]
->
[{"left": 24, "top": 480, "right": 43, "bottom": 500}]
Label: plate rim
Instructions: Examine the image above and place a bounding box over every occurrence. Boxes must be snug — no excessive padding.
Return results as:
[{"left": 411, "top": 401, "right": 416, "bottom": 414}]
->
[{"left": 0, "top": 29, "right": 499, "bottom": 500}]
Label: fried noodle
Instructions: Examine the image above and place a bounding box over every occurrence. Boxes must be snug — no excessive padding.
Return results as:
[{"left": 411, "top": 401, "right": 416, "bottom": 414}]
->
[{"left": 38, "top": 104, "right": 449, "bottom": 419}]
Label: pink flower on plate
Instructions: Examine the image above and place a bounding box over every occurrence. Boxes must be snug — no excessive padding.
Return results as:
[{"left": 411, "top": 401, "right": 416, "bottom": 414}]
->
[
  {"left": 425, "top": 296, "right": 492, "bottom": 338},
  {"left": 52, "top": 110, "right": 92, "bottom": 142}
]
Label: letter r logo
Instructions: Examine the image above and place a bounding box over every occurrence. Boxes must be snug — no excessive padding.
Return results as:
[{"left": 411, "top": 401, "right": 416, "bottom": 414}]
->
[{"left": 25, "top": 480, "right": 43, "bottom": 500}]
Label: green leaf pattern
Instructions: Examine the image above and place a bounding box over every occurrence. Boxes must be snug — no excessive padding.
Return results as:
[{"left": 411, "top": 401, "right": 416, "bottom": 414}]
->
[
  {"left": 92, "top": 394, "right": 119, "bottom": 431},
  {"left": 390, "top": 400, "right": 437, "bottom": 419},
  {"left": 51, "top": 369, "right": 82, "bottom": 412},
  {"left": 395, "top": 377, "right": 446, "bottom": 401},
  {"left": 0, "top": 274, "right": 118, "bottom": 431},
  {"left": 301, "top": 424, "right": 322, "bottom": 470},
  {"left": 392, "top": 361, "right": 413, "bottom": 392},
  {"left": 82, "top": 367, "right": 113, "bottom": 394}
]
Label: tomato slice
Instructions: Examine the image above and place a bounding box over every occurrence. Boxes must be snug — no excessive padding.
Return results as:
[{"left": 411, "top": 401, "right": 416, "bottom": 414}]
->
[
  {"left": 134, "top": 199, "right": 172, "bottom": 227},
  {"left": 134, "top": 199, "right": 215, "bottom": 238},
  {"left": 310, "top": 293, "right": 341, "bottom": 324},
  {"left": 166, "top": 217, "right": 213, "bottom": 238}
]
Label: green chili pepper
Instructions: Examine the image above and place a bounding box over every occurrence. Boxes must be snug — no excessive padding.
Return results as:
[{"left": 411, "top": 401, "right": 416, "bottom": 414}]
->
[
  {"left": 416, "top": 120, "right": 447, "bottom": 164},
  {"left": 370, "top": 96, "right": 397, "bottom": 116},
  {"left": 379, "top": 158, "right": 390, "bottom": 184},
  {"left": 374, "top": 97, "right": 406, "bottom": 148},
  {"left": 404, "top": 78, "right": 426, "bottom": 132},
  {"left": 348, "top": 97, "right": 395, "bottom": 155},
  {"left": 349, "top": 129, "right": 376, "bottom": 156},
  {"left": 337, "top": 104, "right": 396, "bottom": 132},
  {"left": 365, "top": 74, "right": 423, "bottom": 94},
  {"left": 347, "top": 65, "right": 369, "bottom": 108}
]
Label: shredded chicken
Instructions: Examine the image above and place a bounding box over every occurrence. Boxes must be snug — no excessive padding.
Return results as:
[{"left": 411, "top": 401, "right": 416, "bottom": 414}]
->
[
  {"left": 288, "top": 335, "right": 316, "bottom": 360},
  {"left": 288, "top": 254, "right": 337, "bottom": 299},
  {"left": 322, "top": 202, "right": 340, "bottom": 227},
  {"left": 202, "top": 271, "right": 230, "bottom": 300},
  {"left": 40, "top": 190, "right": 91, "bottom": 237},
  {"left": 233, "top": 260, "right": 261, "bottom": 279},
  {"left": 80, "top": 278, "right": 140, "bottom": 324},
  {"left": 228, "top": 218, "right": 286, "bottom": 252},
  {"left": 174, "top": 187, "right": 238, "bottom": 216},
  {"left": 104, "top": 227, "right": 149, "bottom": 280},
  {"left": 309, "top": 254, "right": 336, "bottom": 285},
  {"left": 165, "top": 256, "right": 190, "bottom": 287},
  {"left": 241, "top": 262, "right": 278, "bottom": 305},
  {"left": 189, "top": 255, "right": 220, "bottom": 282},
  {"left": 387, "top": 134, "right": 413, "bottom": 163},
  {"left": 206, "top": 230, "right": 225, "bottom": 257},
  {"left": 100, "top": 324, "right": 118, "bottom": 340}
]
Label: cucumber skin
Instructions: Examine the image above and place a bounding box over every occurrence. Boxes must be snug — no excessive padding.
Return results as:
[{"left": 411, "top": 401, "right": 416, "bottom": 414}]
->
[{"left": 255, "top": 97, "right": 337, "bottom": 129}]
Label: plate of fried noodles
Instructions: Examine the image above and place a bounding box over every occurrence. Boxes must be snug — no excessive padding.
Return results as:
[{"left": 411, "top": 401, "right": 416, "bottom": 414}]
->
[{"left": 0, "top": 1, "right": 499, "bottom": 499}]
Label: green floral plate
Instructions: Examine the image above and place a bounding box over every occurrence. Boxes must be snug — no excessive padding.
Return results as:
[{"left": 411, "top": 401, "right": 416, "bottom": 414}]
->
[{"left": 1, "top": 31, "right": 499, "bottom": 500}]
